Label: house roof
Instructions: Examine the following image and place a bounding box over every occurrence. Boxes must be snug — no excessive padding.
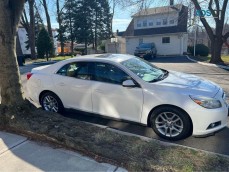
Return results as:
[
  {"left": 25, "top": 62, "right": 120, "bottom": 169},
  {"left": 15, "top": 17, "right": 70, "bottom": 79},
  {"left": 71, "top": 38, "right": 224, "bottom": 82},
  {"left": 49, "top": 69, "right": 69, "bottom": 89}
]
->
[
  {"left": 132, "top": 4, "right": 183, "bottom": 17},
  {"left": 123, "top": 5, "right": 188, "bottom": 37}
]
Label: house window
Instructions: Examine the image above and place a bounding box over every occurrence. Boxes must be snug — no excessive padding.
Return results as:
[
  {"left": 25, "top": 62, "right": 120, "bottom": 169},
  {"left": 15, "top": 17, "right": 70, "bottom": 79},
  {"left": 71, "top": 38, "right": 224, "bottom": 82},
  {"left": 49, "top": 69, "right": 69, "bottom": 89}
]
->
[
  {"left": 143, "top": 20, "right": 147, "bottom": 27},
  {"left": 162, "top": 37, "right": 170, "bottom": 43},
  {"left": 156, "top": 19, "right": 161, "bottom": 26},
  {"left": 169, "top": 19, "right": 175, "bottom": 24},
  {"left": 162, "top": 19, "right": 167, "bottom": 25},
  {"left": 137, "top": 20, "right": 141, "bottom": 28},
  {"left": 148, "top": 20, "right": 153, "bottom": 26}
]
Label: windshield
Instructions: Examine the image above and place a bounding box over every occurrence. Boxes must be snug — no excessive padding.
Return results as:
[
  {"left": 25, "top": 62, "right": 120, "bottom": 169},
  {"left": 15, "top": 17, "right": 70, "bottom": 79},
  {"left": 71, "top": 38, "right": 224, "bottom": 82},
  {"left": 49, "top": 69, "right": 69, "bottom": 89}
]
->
[
  {"left": 120, "top": 57, "right": 168, "bottom": 82},
  {"left": 139, "top": 43, "right": 152, "bottom": 48}
]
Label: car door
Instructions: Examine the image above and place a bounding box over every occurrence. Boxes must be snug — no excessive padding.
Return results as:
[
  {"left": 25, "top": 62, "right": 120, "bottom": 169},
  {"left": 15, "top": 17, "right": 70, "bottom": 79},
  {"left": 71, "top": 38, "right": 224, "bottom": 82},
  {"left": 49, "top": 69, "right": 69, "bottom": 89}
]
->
[
  {"left": 91, "top": 62, "right": 143, "bottom": 122},
  {"left": 53, "top": 61, "right": 93, "bottom": 112}
]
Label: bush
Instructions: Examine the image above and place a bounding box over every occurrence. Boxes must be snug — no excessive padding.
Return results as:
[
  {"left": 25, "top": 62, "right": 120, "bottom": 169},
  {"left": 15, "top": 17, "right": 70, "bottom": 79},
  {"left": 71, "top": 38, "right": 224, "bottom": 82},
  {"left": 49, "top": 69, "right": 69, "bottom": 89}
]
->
[{"left": 188, "top": 44, "right": 209, "bottom": 57}]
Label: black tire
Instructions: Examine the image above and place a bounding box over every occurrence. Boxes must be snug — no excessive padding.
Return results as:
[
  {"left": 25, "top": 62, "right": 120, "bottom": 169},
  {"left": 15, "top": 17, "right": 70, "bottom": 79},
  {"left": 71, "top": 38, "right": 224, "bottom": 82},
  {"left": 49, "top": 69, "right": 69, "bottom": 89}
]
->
[
  {"left": 150, "top": 106, "right": 192, "bottom": 141},
  {"left": 40, "top": 92, "right": 64, "bottom": 114}
]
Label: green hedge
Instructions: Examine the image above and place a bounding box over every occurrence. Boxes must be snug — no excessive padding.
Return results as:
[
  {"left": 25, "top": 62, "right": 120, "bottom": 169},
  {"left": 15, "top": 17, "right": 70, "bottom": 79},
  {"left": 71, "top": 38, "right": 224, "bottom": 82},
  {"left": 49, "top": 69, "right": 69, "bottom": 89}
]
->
[{"left": 188, "top": 44, "right": 209, "bottom": 57}]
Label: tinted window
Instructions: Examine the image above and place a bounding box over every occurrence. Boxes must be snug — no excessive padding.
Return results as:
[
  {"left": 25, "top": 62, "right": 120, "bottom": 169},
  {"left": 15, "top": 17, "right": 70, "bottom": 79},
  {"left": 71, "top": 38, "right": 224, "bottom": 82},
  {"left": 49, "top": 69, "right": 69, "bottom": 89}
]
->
[
  {"left": 57, "top": 62, "right": 92, "bottom": 80},
  {"left": 94, "top": 63, "right": 130, "bottom": 85}
]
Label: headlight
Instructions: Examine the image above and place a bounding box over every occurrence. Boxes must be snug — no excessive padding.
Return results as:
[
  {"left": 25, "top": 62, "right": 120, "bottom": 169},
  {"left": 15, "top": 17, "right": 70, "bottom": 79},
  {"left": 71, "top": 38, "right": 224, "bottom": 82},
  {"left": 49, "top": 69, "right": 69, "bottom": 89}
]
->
[{"left": 190, "top": 95, "right": 222, "bottom": 109}]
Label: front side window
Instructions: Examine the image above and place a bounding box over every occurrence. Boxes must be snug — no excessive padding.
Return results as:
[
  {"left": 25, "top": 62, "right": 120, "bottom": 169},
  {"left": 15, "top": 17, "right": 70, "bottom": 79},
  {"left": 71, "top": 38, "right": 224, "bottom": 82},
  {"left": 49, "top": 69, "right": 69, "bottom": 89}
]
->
[
  {"left": 94, "top": 63, "right": 130, "bottom": 85},
  {"left": 57, "top": 62, "right": 92, "bottom": 80},
  {"left": 120, "top": 57, "right": 167, "bottom": 82}
]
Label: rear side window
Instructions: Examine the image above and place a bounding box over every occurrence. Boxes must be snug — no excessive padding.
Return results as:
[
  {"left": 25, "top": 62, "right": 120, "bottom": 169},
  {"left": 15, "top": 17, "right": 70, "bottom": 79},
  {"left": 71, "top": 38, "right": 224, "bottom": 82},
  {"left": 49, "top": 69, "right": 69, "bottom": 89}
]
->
[{"left": 57, "top": 62, "right": 92, "bottom": 80}]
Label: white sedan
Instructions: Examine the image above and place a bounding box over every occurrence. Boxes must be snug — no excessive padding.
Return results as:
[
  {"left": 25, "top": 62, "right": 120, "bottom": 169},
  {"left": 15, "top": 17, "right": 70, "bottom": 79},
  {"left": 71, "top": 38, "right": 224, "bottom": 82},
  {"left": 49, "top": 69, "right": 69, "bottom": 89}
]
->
[{"left": 26, "top": 54, "right": 229, "bottom": 140}]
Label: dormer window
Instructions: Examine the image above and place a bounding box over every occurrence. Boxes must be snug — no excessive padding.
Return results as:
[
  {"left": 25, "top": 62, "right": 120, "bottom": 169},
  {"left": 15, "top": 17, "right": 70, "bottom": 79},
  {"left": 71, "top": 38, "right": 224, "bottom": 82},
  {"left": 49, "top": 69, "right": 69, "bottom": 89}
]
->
[
  {"left": 156, "top": 19, "right": 161, "bottom": 26},
  {"left": 137, "top": 20, "right": 141, "bottom": 28},
  {"left": 143, "top": 20, "right": 147, "bottom": 27},
  {"left": 169, "top": 19, "right": 175, "bottom": 24},
  {"left": 149, "top": 20, "right": 153, "bottom": 26},
  {"left": 162, "top": 19, "right": 168, "bottom": 25}
]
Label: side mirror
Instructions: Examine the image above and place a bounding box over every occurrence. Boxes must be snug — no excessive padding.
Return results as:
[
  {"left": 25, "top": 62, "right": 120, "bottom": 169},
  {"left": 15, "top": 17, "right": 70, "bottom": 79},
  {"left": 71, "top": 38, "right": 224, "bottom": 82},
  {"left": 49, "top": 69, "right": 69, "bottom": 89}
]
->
[{"left": 122, "top": 80, "right": 136, "bottom": 87}]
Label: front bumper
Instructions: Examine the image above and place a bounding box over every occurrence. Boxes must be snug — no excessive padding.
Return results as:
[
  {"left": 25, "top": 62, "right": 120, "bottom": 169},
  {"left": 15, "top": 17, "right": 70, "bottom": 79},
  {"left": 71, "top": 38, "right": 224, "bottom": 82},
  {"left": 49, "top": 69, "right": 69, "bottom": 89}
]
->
[
  {"left": 189, "top": 90, "right": 229, "bottom": 136},
  {"left": 134, "top": 52, "right": 150, "bottom": 58}
]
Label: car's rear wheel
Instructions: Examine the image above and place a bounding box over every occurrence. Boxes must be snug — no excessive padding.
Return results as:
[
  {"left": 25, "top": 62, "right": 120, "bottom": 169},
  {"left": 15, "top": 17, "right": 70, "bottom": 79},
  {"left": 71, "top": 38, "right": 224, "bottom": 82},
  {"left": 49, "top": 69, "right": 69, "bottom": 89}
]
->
[
  {"left": 150, "top": 107, "right": 192, "bottom": 141},
  {"left": 40, "top": 92, "right": 64, "bottom": 113}
]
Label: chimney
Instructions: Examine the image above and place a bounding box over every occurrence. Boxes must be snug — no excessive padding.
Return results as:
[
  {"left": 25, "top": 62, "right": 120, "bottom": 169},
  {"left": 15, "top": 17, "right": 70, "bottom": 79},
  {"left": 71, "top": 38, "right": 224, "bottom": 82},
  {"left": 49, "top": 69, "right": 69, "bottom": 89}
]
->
[{"left": 170, "top": 0, "right": 174, "bottom": 5}]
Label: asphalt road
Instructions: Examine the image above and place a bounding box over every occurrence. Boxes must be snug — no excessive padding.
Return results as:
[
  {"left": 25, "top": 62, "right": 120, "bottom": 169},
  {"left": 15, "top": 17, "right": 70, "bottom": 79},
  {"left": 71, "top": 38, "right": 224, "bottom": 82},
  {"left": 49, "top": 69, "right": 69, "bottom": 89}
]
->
[{"left": 20, "top": 56, "right": 229, "bottom": 156}]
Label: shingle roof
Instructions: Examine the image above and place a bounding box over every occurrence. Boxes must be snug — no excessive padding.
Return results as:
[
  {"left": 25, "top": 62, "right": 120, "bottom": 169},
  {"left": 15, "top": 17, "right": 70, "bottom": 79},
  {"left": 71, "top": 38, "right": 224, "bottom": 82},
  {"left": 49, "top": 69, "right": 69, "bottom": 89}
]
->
[
  {"left": 132, "top": 4, "right": 183, "bottom": 17},
  {"left": 123, "top": 5, "right": 188, "bottom": 37}
]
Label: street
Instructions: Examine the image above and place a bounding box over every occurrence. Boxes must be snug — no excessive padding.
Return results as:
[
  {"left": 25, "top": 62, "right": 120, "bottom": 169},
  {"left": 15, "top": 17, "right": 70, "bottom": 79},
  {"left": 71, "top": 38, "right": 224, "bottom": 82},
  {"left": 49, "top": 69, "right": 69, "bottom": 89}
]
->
[{"left": 20, "top": 55, "right": 229, "bottom": 156}]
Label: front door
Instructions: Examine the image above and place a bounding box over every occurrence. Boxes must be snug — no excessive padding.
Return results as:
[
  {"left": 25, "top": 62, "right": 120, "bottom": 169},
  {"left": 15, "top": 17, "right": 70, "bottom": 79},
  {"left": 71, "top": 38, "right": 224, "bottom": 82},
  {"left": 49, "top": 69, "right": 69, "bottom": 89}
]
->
[{"left": 91, "top": 62, "right": 143, "bottom": 122}]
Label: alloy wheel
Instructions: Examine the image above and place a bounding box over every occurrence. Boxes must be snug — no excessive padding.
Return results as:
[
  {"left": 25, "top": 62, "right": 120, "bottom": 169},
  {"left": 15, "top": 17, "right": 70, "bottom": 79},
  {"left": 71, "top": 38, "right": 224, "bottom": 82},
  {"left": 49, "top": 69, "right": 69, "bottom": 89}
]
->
[{"left": 155, "top": 112, "right": 184, "bottom": 137}]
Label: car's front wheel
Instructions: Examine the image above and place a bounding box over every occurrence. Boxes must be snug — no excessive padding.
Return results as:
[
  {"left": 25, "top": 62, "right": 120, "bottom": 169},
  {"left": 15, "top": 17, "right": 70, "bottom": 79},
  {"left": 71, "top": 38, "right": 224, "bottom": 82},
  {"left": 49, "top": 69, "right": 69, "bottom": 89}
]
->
[
  {"left": 40, "top": 92, "right": 64, "bottom": 113},
  {"left": 150, "top": 107, "right": 192, "bottom": 141}
]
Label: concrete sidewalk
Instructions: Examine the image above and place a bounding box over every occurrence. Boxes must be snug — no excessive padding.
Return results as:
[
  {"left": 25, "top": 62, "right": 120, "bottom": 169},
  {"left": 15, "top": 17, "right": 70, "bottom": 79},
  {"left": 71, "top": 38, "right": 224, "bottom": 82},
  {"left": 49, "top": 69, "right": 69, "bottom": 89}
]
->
[{"left": 0, "top": 131, "right": 126, "bottom": 172}]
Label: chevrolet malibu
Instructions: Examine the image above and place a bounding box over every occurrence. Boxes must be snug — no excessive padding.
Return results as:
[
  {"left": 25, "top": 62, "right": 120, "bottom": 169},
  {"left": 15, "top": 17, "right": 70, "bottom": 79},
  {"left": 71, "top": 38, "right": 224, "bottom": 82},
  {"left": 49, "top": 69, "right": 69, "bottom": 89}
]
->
[{"left": 26, "top": 54, "right": 229, "bottom": 140}]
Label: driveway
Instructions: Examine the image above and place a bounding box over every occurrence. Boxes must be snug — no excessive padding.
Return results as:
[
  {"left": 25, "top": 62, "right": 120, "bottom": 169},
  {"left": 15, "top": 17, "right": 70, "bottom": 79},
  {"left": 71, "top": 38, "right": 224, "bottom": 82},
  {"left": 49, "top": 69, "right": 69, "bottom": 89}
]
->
[{"left": 20, "top": 56, "right": 229, "bottom": 156}]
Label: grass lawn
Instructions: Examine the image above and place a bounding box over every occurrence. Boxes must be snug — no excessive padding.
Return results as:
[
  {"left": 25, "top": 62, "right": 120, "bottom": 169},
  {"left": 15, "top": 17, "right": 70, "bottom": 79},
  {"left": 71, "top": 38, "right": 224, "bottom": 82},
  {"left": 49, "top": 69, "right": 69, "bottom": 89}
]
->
[
  {"left": 194, "top": 55, "right": 229, "bottom": 63},
  {"left": 25, "top": 56, "right": 73, "bottom": 64}
]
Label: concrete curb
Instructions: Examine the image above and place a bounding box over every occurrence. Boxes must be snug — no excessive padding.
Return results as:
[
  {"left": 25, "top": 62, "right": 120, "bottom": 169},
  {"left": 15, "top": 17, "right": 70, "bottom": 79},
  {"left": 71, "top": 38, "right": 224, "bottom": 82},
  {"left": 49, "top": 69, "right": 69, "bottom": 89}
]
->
[
  {"left": 87, "top": 122, "right": 229, "bottom": 159},
  {"left": 186, "top": 55, "right": 229, "bottom": 70}
]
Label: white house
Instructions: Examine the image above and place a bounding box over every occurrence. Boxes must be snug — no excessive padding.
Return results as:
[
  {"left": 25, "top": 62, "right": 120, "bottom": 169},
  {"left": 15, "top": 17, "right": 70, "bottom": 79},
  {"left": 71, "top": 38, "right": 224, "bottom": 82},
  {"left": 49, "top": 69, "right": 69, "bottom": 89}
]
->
[
  {"left": 16, "top": 26, "right": 58, "bottom": 57},
  {"left": 120, "top": 4, "right": 188, "bottom": 55}
]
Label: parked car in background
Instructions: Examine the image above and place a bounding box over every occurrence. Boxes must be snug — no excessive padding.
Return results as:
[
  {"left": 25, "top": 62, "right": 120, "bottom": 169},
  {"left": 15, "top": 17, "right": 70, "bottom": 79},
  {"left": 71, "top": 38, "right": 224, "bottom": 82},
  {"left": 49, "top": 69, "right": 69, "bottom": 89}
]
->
[
  {"left": 134, "top": 43, "right": 157, "bottom": 59},
  {"left": 26, "top": 54, "right": 228, "bottom": 141}
]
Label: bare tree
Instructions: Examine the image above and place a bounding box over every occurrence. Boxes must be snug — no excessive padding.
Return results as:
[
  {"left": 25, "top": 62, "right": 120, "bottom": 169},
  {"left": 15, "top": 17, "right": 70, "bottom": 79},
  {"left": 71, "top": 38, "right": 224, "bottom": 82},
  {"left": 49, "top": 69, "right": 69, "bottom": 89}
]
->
[
  {"left": 28, "top": 0, "right": 36, "bottom": 59},
  {"left": 41, "top": 0, "right": 53, "bottom": 39},
  {"left": 56, "top": 0, "right": 65, "bottom": 56},
  {"left": 191, "top": 0, "right": 229, "bottom": 63},
  {"left": 20, "top": 1, "right": 36, "bottom": 59},
  {"left": 0, "top": 0, "right": 25, "bottom": 108}
]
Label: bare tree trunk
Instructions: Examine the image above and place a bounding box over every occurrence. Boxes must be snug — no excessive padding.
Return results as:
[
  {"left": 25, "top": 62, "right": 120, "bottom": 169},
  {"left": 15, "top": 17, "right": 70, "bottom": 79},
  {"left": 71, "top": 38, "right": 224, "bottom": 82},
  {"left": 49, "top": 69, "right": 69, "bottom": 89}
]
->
[
  {"left": 0, "top": 0, "right": 25, "bottom": 107},
  {"left": 42, "top": 0, "right": 52, "bottom": 38},
  {"left": 28, "top": 0, "right": 36, "bottom": 59},
  {"left": 42, "top": 0, "right": 54, "bottom": 56},
  {"left": 69, "top": 17, "right": 74, "bottom": 55},
  {"left": 56, "top": 0, "right": 64, "bottom": 56},
  {"left": 210, "top": 37, "right": 223, "bottom": 63}
]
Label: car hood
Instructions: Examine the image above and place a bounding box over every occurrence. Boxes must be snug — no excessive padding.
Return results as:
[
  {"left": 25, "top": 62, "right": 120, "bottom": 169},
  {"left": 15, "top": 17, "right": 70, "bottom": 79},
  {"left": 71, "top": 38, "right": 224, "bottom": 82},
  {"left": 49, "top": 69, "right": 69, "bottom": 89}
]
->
[{"left": 156, "top": 71, "right": 220, "bottom": 97}]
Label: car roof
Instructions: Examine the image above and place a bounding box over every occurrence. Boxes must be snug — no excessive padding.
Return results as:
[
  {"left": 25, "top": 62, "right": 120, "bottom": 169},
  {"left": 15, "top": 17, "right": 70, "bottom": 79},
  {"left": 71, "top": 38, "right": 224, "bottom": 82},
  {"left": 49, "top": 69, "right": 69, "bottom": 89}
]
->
[{"left": 65, "top": 54, "right": 133, "bottom": 63}]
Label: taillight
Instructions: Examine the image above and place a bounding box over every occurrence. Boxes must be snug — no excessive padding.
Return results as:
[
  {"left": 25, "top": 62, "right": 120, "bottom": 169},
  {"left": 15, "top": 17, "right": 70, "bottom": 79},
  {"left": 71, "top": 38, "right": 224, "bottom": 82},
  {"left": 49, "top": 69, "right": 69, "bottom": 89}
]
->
[{"left": 27, "top": 72, "right": 33, "bottom": 80}]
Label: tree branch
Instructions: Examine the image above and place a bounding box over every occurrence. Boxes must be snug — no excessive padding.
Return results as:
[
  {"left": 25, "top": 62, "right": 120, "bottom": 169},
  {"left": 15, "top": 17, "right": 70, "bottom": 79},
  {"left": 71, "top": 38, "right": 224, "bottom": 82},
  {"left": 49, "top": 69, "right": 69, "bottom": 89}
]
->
[
  {"left": 208, "top": 0, "right": 218, "bottom": 22},
  {"left": 224, "top": 31, "right": 229, "bottom": 40},
  {"left": 191, "top": 0, "right": 214, "bottom": 39},
  {"left": 221, "top": 0, "right": 228, "bottom": 24}
]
